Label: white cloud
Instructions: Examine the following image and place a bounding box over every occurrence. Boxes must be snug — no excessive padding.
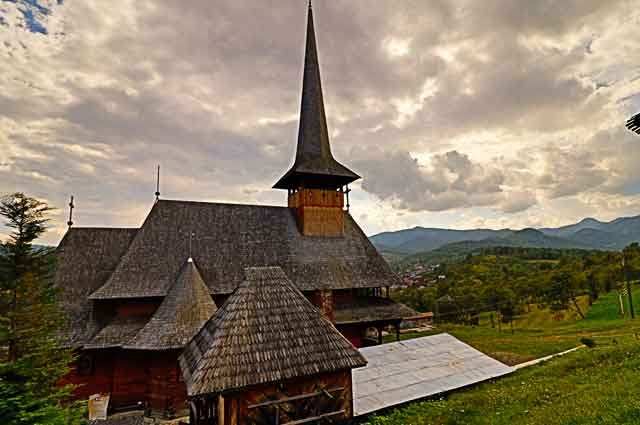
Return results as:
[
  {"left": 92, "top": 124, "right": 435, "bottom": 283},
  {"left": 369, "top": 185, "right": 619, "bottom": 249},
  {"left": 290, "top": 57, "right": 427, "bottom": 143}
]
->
[{"left": 1, "top": 0, "right": 640, "bottom": 243}]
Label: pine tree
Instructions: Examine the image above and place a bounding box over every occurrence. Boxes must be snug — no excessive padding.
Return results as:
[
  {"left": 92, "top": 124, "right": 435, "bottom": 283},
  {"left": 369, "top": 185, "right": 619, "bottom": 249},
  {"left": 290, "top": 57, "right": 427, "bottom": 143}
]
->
[{"left": 0, "top": 193, "right": 86, "bottom": 425}]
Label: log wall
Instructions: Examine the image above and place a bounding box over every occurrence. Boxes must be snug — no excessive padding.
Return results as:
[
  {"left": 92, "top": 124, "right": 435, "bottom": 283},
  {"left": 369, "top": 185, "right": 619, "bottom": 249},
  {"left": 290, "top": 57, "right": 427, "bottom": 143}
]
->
[
  {"left": 288, "top": 188, "right": 345, "bottom": 237},
  {"left": 212, "top": 370, "right": 353, "bottom": 425},
  {"left": 63, "top": 349, "right": 188, "bottom": 417}
]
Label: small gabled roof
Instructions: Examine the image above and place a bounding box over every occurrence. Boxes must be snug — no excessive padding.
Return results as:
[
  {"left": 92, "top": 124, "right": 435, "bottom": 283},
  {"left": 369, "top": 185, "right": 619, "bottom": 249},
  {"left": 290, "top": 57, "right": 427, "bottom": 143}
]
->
[
  {"left": 179, "top": 266, "right": 367, "bottom": 396},
  {"left": 124, "top": 258, "right": 217, "bottom": 350},
  {"left": 273, "top": 3, "right": 359, "bottom": 190},
  {"left": 333, "top": 297, "right": 417, "bottom": 325},
  {"left": 84, "top": 315, "right": 148, "bottom": 350}
]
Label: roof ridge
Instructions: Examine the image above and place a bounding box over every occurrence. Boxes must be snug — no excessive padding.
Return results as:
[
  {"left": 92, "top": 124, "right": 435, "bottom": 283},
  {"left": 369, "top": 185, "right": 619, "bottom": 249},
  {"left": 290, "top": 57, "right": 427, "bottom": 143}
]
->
[
  {"left": 88, "top": 201, "right": 163, "bottom": 300},
  {"left": 157, "top": 199, "right": 289, "bottom": 209}
]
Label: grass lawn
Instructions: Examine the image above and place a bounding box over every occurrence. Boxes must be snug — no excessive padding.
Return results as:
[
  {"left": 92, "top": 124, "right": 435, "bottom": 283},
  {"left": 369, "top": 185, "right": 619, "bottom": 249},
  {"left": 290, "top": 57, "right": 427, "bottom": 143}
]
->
[
  {"left": 387, "top": 288, "right": 640, "bottom": 365},
  {"left": 359, "top": 341, "right": 640, "bottom": 425},
  {"left": 367, "top": 289, "right": 640, "bottom": 424}
]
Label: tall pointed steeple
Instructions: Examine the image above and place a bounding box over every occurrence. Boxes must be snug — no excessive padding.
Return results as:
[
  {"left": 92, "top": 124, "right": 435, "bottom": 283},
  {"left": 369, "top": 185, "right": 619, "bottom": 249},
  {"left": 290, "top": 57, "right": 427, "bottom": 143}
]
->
[{"left": 273, "top": 2, "right": 360, "bottom": 190}]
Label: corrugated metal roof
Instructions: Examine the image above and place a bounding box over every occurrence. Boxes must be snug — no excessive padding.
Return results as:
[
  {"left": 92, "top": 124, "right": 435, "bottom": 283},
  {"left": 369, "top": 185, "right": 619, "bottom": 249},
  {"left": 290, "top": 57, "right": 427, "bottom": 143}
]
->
[{"left": 353, "top": 333, "right": 513, "bottom": 416}]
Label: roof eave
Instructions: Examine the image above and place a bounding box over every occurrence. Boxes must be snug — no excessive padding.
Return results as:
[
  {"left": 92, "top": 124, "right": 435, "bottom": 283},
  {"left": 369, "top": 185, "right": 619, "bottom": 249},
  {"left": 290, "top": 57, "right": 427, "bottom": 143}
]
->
[{"left": 273, "top": 167, "right": 360, "bottom": 190}]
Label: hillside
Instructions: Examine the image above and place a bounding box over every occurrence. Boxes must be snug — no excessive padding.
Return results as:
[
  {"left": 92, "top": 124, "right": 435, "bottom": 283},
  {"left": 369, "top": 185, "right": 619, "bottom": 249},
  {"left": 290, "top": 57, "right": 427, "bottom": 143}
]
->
[
  {"left": 371, "top": 227, "right": 512, "bottom": 255},
  {"left": 365, "top": 289, "right": 640, "bottom": 425},
  {"left": 372, "top": 214, "right": 640, "bottom": 257}
]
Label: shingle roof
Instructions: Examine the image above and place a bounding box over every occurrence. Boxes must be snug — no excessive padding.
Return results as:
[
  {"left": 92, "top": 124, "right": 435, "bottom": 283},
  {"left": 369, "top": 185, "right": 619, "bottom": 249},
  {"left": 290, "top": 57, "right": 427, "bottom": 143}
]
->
[
  {"left": 179, "top": 266, "right": 367, "bottom": 396},
  {"left": 83, "top": 315, "right": 148, "bottom": 350},
  {"left": 334, "top": 298, "right": 417, "bottom": 325},
  {"left": 88, "top": 200, "right": 399, "bottom": 300},
  {"left": 124, "top": 259, "right": 216, "bottom": 350},
  {"left": 273, "top": 4, "right": 359, "bottom": 190},
  {"left": 55, "top": 227, "right": 138, "bottom": 347}
]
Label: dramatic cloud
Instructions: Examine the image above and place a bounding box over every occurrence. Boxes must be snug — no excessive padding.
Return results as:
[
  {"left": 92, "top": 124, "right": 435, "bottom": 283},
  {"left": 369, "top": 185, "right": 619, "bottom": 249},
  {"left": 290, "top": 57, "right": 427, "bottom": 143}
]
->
[
  {"left": 1, "top": 0, "right": 640, "bottom": 243},
  {"left": 352, "top": 148, "right": 536, "bottom": 214}
]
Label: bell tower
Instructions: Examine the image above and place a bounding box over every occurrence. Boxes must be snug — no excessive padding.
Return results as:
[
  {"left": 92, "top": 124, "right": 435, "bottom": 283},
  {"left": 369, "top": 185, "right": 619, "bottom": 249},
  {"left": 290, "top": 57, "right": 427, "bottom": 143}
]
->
[{"left": 273, "top": 3, "right": 360, "bottom": 237}]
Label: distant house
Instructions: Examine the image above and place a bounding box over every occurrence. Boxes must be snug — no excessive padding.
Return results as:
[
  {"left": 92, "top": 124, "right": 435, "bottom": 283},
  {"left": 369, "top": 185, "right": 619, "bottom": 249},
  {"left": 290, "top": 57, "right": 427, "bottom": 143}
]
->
[{"left": 55, "top": 3, "right": 414, "bottom": 419}]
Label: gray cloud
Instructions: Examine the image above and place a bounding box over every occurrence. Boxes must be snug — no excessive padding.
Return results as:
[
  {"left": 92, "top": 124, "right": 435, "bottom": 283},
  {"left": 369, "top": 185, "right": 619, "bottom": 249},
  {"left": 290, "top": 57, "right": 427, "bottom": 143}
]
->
[
  {"left": 1, "top": 0, "right": 639, "bottom": 242},
  {"left": 352, "top": 148, "right": 534, "bottom": 213}
]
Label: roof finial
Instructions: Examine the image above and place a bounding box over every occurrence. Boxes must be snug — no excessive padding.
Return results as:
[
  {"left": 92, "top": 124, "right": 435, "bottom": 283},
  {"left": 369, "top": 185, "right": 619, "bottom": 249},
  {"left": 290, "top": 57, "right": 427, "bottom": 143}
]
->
[
  {"left": 155, "top": 164, "right": 161, "bottom": 202},
  {"left": 308, "top": 0, "right": 312, "bottom": 9},
  {"left": 67, "top": 195, "right": 74, "bottom": 228}
]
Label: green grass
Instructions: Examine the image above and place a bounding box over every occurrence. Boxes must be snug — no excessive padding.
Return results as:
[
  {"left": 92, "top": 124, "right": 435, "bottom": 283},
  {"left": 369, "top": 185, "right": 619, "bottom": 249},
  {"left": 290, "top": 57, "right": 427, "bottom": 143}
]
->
[
  {"left": 368, "top": 289, "right": 640, "bottom": 424},
  {"left": 388, "top": 289, "right": 640, "bottom": 365},
  {"left": 513, "top": 296, "right": 589, "bottom": 328},
  {"left": 580, "top": 288, "right": 640, "bottom": 324},
  {"left": 359, "top": 341, "right": 640, "bottom": 425}
]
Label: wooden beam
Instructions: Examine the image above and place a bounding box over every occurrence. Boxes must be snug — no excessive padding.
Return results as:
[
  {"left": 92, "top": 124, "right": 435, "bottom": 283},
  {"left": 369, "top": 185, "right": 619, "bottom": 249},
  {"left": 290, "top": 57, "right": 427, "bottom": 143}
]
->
[
  {"left": 247, "top": 387, "right": 345, "bottom": 409},
  {"left": 281, "top": 409, "right": 346, "bottom": 425}
]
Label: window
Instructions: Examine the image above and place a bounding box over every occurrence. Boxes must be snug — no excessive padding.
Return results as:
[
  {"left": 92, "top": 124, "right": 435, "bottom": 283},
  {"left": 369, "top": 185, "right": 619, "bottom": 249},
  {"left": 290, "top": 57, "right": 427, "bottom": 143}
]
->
[{"left": 76, "top": 352, "right": 94, "bottom": 376}]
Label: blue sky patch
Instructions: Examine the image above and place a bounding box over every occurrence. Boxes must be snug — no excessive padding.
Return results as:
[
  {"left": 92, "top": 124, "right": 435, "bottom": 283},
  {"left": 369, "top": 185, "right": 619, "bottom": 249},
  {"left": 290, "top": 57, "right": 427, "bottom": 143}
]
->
[{"left": 1, "top": 0, "right": 54, "bottom": 35}]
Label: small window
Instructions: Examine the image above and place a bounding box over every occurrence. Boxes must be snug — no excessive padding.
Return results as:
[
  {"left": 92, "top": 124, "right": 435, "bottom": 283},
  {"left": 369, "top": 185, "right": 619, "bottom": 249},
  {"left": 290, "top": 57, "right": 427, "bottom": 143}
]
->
[{"left": 76, "top": 353, "right": 94, "bottom": 376}]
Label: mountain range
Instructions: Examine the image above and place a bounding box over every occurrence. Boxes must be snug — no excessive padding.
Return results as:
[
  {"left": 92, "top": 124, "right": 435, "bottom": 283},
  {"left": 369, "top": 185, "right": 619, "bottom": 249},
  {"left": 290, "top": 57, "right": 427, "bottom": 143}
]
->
[{"left": 370, "top": 215, "right": 640, "bottom": 257}]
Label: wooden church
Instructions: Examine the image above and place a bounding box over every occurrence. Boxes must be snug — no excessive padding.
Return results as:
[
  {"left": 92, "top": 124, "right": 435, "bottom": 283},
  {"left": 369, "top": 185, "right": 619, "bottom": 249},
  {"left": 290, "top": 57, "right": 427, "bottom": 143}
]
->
[{"left": 55, "top": 3, "right": 414, "bottom": 420}]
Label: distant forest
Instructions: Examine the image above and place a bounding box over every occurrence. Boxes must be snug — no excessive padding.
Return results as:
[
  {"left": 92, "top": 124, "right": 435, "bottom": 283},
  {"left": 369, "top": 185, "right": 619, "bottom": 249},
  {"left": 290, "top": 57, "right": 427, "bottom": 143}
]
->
[{"left": 392, "top": 245, "right": 640, "bottom": 326}]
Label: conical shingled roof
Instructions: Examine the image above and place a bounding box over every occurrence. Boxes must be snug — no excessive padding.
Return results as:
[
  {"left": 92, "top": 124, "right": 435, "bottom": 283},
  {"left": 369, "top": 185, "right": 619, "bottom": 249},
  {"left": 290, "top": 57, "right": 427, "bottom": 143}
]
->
[
  {"left": 124, "top": 258, "right": 216, "bottom": 350},
  {"left": 179, "top": 266, "right": 367, "bottom": 396},
  {"left": 273, "top": 4, "right": 359, "bottom": 190}
]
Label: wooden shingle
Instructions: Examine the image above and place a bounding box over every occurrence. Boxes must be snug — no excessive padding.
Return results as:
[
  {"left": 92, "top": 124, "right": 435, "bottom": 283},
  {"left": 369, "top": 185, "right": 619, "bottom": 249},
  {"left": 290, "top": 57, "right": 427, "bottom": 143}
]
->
[
  {"left": 55, "top": 227, "right": 138, "bottom": 347},
  {"left": 124, "top": 258, "right": 216, "bottom": 350},
  {"left": 87, "top": 200, "right": 399, "bottom": 300},
  {"left": 179, "top": 266, "right": 367, "bottom": 396}
]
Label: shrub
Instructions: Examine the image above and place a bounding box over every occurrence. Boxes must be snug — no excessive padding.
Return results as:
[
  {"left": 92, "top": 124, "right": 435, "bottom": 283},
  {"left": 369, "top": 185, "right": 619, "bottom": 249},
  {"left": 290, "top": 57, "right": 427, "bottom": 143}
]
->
[{"left": 581, "top": 337, "right": 596, "bottom": 348}]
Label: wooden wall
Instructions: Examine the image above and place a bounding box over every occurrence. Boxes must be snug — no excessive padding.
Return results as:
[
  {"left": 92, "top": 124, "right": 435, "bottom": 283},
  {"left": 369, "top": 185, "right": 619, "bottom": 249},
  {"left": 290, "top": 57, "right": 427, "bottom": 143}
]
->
[
  {"left": 288, "top": 188, "right": 345, "bottom": 237},
  {"left": 63, "top": 349, "right": 115, "bottom": 400},
  {"left": 212, "top": 370, "right": 353, "bottom": 425},
  {"left": 63, "top": 349, "right": 188, "bottom": 417},
  {"left": 147, "top": 350, "right": 188, "bottom": 416},
  {"left": 287, "top": 188, "right": 343, "bottom": 209},
  {"left": 310, "top": 289, "right": 335, "bottom": 322}
]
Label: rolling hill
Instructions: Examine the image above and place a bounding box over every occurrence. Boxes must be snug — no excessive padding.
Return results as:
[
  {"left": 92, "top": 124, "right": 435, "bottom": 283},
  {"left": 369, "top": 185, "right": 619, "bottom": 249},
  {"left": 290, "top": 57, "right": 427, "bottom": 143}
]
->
[{"left": 371, "top": 215, "right": 640, "bottom": 257}]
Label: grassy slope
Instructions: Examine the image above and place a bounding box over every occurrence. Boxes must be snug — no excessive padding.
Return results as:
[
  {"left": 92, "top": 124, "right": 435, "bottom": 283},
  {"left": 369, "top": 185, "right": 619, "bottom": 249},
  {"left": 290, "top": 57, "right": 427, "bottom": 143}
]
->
[
  {"left": 360, "top": 341, "right": 640, "bottom": 425},
  {"left": 389, "top": 289, "right": 640, "bottom": 365},
  {"left": 367, "top": 290, "right": 640, "bottom": 424}
]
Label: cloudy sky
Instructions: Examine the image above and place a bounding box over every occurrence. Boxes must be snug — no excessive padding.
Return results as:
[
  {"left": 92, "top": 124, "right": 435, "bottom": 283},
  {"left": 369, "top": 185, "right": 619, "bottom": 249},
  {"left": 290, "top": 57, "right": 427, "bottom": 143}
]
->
[{"left": 1, "top": 0, "right": 640, "bottom": 245}]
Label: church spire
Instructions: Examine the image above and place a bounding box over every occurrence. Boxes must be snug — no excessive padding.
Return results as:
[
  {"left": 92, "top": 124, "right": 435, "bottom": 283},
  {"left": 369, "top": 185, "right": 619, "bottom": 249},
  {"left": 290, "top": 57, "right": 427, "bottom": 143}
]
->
[{"left": 273, "top": 3, "right": 359, "bottom": 190}]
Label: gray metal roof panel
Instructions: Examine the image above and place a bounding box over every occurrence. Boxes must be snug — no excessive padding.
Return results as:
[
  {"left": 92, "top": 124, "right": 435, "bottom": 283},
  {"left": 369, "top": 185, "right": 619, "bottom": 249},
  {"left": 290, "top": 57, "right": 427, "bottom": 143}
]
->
[{"left": 353, "top": 333, "right": 513, "bottom": 416}]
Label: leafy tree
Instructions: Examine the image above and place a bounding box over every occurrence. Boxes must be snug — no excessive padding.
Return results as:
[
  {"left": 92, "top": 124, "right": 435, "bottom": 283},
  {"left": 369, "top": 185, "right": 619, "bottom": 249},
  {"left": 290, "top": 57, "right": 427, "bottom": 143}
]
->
[
  {"left": 540, "top": 260, "right": 587, "bottom": 319},
  {"left": 0, "top": 193, "right": 85, "bottom": 425}
]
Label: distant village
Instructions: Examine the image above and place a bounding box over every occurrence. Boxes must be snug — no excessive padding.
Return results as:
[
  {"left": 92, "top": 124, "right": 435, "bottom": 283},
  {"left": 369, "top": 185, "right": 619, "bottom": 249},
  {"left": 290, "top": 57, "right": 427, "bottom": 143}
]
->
[{"left": 397, "top": 263, "right": 445, "bottom": 288}]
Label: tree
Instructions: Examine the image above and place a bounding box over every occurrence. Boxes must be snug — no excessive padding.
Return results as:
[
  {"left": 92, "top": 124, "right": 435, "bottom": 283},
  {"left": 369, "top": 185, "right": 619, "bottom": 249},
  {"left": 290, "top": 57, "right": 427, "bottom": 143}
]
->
[
  {"left": 0, "top": 193, "right": 85, "bottom": 425},
  {"left": 541, "top": 260, "right": 587, "bottom": 319},
  {"left": 622, "top": 243, "right": 640, "bottom": 319}
]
